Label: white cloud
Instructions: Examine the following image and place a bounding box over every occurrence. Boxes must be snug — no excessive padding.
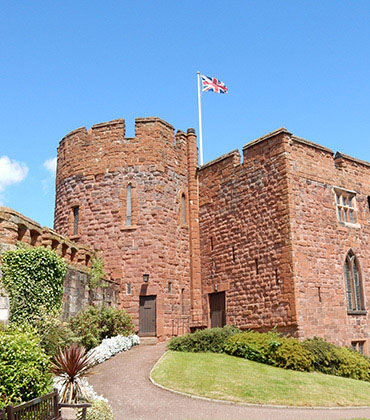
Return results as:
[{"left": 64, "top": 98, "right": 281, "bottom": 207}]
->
[
  {"left": 43, "top": 157, "right": 57, "bottom": 175},
  {"left": 0, "top": 156, "right": 29, "bottom": 193}
]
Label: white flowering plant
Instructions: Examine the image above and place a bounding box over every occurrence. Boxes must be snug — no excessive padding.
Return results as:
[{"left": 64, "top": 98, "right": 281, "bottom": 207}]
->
[{"left": 88, "top": 334, "right": 140, "bottom": 365}]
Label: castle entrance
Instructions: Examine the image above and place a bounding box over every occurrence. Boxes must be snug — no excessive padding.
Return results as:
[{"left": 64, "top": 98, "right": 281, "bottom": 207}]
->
[
  {"left": 139, "top": 295, "right": 156, "bottom": 336},
  {"left": 209, "top": 292, "right": 226, "bottom": 328}
]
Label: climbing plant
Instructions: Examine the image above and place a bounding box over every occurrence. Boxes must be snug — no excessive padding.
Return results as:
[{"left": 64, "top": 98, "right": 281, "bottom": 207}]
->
[
  {"left": 0, "top": 245, "right": 66, "bottom": 326},
  {"left": 89, "top": 256, "right": 107, "bottom": 289}
]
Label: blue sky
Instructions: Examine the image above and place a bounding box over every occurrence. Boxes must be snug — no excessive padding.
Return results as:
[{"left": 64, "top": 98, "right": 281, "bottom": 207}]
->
[{"left": 1, "top": 1, "right": 369, "bottom": 228}]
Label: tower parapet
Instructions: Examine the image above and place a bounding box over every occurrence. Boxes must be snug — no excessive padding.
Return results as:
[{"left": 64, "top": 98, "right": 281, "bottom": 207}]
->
[{"left": 54, "top": 117, "right": 203, "bottom": 338}]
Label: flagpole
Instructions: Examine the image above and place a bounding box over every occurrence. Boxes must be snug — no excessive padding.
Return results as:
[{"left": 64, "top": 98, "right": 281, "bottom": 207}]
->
[{"left": 196, "top": 71, "right": 204, "bottom": 166}]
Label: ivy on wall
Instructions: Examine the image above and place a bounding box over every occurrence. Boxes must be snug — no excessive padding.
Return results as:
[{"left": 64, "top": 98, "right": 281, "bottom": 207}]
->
[
  {"left": 89, "top": 256, "right": 107, "bottom": 289},
  {"left": 0, "top": 245, "right": 66, "bottom": 325}
]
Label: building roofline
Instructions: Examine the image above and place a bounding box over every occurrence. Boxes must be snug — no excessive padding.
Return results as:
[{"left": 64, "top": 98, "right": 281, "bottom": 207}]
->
[
  {"left": 242, "top": 127, "right": 291, "bottom": 151},
  {"left": 291, "top": 136, "right": 334, "bottom": 154},
  {"left": 198, "top": 149, "right": 240, "bottom": 171},
  {"left": 335, "top": 152, "right": 370, "bottom": 169}
]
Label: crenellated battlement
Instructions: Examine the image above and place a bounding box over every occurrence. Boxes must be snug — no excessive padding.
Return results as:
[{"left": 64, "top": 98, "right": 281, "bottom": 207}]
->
[
  {"left": 0, "top": 207, "right": 94, "bottom": 270},
  {"left": 198, "top": 127, "right": 370, "bottom": 180},
  {"left": 59, "top": 117, "right": 183, "bottom": 148},
  {"left": 56, "top": 117, "right": 193, "bottom": 181}
]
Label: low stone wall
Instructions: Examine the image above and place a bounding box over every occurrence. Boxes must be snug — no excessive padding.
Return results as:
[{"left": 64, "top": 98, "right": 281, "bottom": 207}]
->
[
  {"left": 0, "top": 206, "right": 119, "bottom": 323},
  {"left": 62, "top": 267, "right": 119, "bottom": 320}
]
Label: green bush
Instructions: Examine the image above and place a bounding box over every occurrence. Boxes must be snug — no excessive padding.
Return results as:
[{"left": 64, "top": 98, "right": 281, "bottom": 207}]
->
[
  {"left": 70, "top": 306, "right": 101, "bottom": 350},
  {"left": 302, "top": 337, "right": 370, "bottom": 380},
  {"left": 224, "top": 331, "right": 313, "bottom": 372},
  {"left": 331, "top": 346, "right": 370, "bottom": 381},
  {"left": 0, "top": 328, "right": 52, "bottom": 408},
  {"left": 99, "top": 305, "right": 135, "bottom": 338},
  {"left": 273, "top": 337, "right": 314, "bottom": 371},
  {"left": 0, "top": 245, "right": 66, "bottom": 326},
  {"left": 167, "top": 325, "right": 240, "bottom": 353},
  {"left": 302, "top": 337, "right": 341, "bottom": 374},
  {"left": 223, "top": 330, "right": 281, "bottom": 363},
  {"left": 85, "top": 400, "right": 114, "bottom": 420},
  {"left": 40, "top": 321, "right": 77, "bottom": 356},
  {"left": 70, "top": 305, "right": 134, "bottom": 350}
]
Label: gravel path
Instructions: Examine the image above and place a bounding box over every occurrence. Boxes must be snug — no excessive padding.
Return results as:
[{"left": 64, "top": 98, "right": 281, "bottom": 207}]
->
[{"left": 87, "top": 343, "right": 370, "bottom": 420}]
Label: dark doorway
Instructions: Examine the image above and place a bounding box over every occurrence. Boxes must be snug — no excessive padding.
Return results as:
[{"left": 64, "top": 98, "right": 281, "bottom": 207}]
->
[
  {"left": 139, "top": 295, "right": 156, "bottom": 336},
  {"left": 209, "top": 292, "right": 226, "bottom": 328}
]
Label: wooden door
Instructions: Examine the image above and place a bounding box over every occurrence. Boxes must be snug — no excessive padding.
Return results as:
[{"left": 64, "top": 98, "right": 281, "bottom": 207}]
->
[
  {"left": 139, "top": 295, "right": 156, "bottom": 336},
  {"left": 209, "top": 292, "right": 226, "bottom": 328}
]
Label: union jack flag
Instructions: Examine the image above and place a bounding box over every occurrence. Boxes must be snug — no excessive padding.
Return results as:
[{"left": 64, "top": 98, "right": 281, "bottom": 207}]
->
[{"left": 201, "top": 75, "right": 228, "bottom": 94}]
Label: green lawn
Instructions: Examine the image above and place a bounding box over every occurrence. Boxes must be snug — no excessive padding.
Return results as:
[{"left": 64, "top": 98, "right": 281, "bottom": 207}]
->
[{"left": 151, "top": 351, "right": 370, "bottom": 407}]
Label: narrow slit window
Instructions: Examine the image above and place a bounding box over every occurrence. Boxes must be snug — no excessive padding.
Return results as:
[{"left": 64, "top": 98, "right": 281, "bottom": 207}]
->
[
  {"left": 168, "top": 281, "right": 172, "bottom": 294},
  {"left": 210, "top": 237, "right": 214, "bottom": 250},
  {"left": 126, "top": 282, "right": 132, "bottom": 295},
  {"left": 181, "top": 288, "right": 185, "bottom": 314},
  {"left": 181, "top": 194, "right": 186, "bottom": 225},
  {"left": 73, "top": 206, "right": 79, "bottom": 235},
  {"left": 275, "top": 269, "right": 280, "bottom": 284},
  {"left": 367, "top": 196, "right": 370, "bottom": 213},
  {"left": 126, "top": 184, "right": 132, "bottom": 226},
  {"left": 255, "top": 258, "right": 259, "bottom": 275},
  {"left": 232, "top": 246, "right": 236, "bottom": 263}
]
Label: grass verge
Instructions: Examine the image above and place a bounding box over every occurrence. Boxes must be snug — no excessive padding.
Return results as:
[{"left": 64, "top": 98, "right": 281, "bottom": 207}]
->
[{"left": 151, "top": 351, "right": 370, "bottom": 407}]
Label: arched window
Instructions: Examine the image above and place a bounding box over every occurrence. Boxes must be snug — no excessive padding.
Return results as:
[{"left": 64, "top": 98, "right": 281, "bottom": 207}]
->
[
  {"left": 126, "top": 184, "right": 132, "bottom": 226},
  {"left": 344, "top": 251, "right": 365, "bottom": 311},
  {"left": 181, "top": 193, "right": 186, "bottom": 225}
]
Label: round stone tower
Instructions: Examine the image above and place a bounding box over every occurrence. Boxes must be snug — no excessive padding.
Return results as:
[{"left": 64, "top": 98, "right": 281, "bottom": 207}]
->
[{"left": 54, "top": 117, "right": 203, "bottom": 339}]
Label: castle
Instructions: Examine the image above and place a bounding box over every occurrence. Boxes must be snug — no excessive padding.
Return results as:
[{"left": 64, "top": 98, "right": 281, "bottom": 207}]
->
[{"left": 1, "top": 116, "right": 370, "bottom": 351}]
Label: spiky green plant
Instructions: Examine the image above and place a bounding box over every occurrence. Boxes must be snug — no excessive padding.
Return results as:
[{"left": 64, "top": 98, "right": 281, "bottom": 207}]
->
[{"left": 51, "top": 344, "right": 94, "bottom": 403}]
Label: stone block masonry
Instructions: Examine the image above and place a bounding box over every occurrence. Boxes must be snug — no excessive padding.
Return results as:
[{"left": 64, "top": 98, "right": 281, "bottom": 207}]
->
[
  {"left": 4, "top": 113, "right": 370, "bottom": 349},
  {"left": 54, "top": 118, "right": 202, "bottom": 339},
  {"left": 0, "top": 207, "right": 119, "bottom": 323},
  {"left": 198, "top": 129, "right": 297, "bottom": 334}
]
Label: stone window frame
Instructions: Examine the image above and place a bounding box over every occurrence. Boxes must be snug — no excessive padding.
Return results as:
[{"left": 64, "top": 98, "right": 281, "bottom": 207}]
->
[
  {"left": 177, "top": 189, "right": 189, "bottom": 228},
  {"left": 126, "top": 184, "right": 132, "bottom": 226},
  {"left": 351, "top": 340, "right": 367, "bottom": 355},
  {"left": 120, "top": 181, "right": 138, "bottom": 231},
  {"left": 69, "top": 201, "right": 82, "bottom": 239},
  {"left": 344, "top": 250, "right": 366, "bottom": 314},
  {"left": 333, "top": 187, "right": 360, "bottom": 228}
]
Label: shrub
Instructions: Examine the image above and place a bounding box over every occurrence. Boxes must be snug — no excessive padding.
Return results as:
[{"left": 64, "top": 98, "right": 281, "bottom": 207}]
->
[
  {"left": 167, "top": 325, "right": 240, "bottom": 353},
  {"left": 86, "top": 399, "right": 114, "bottom": 420},
  {"left": 224, "top": 331, "right": 313, "bottom": 372},
  {"left": 41, "top": 321, "right": 77, "bottom": 356},
  {"left": 51, "top": 343, "right": 94, "bottom": 403},
  {"left": 0, "top": 328, "right": 52, "bottom": 408},
  {"left": 70, "top": 307, "right": 101, "bottom": 350},
  {"left": 302, "top": 337, "right": 341, "bottom": 374},
  {"left": 70, "top": 306, "right": 134, "bottom": 350},
  {"left": 273, "top": 337, "right": 314, "bottom": 371},
  {"left": 223, "top": 331, "right": 281, "bottom": 363},
  {"left": 99, "top": 305, "right": 135, "bottom": 338},
  {"left": 302, "top": 337, "right": 370, "bottom": 380},
  {"left": 0, "top": 245, "right": 66, "bottom": 326},
  {"left": 331, "top": 346, "right": 370, "bottom": 381}
]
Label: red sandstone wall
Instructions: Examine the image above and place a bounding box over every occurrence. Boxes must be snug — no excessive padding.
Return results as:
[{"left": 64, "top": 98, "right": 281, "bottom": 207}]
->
[
  {"left": 0, "top": 206, "right": 119, "bottom": 321},
  {"left": 286, "top": 137, "right": 370, "bottom": 347},
  {"left": 198, "top": 130, "right": 298, "bottom": 333},
  {"left": 54, "top": 118, "right": 199, "bottom": 338}
]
